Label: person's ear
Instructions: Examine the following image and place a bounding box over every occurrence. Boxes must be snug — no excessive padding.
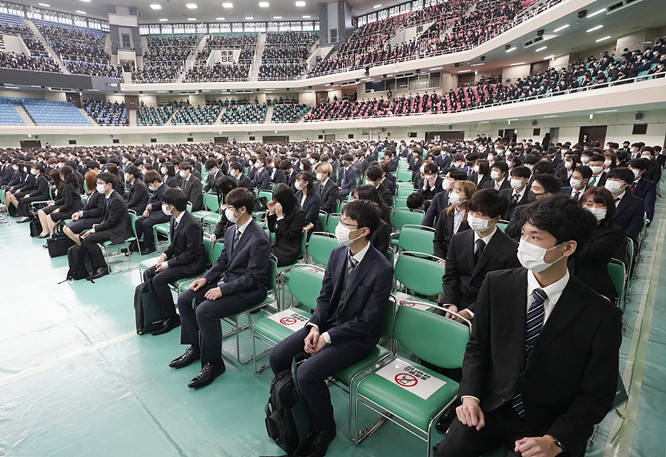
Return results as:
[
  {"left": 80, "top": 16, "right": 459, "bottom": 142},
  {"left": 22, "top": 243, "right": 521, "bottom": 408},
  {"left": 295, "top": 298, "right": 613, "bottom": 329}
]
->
[{"left": 562, "top": 240, "right": 577, "bottom": 257}]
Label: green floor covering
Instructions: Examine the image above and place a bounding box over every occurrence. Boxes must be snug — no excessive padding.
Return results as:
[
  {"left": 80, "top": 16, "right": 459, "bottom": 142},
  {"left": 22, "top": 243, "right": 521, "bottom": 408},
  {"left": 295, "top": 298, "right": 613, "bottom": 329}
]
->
[{"left": 0, "top": 199, "right": 664, "bottom": 457}]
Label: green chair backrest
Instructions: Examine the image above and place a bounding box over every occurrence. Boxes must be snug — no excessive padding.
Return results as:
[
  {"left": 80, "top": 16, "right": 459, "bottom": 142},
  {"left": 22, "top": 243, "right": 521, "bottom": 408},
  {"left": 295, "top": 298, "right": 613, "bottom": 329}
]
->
[
  {"left": 203, "top": 238, "right": 214, "bottom": 267},
  {"left": 319, "top": 212, "right": 328, "bottom": 231},
  {"left": 204, "top": 192, "right": 220, "bottom": 212},
  {"left": 392, "top": 209, "right": 423, "bottom": 230},
  {"left": 398, "top": 225, "right": 435, "bottom": 255},
  {"left": 288, "top": 266, "right": 325, "bottom": 312},
  {"left": 210, "top": 240, "right": 224, "bottom": 265},
  {"left": 397, "top": 170, "right": 412, "bottom": 182},
  {"left": 307, "top": 232, "right": 340, "bottom": 266},
  {"left": 394, "top": 251, "right": 445, "bottom": 297},
  {"left": 394, "top": 196, "right": 408, "bottom": 209},
  {"left": 258, "top": 190, "right": 273, "bottom": 202},
  {"left": 607, "top": 260, "right": 625, "bottom": 298},
  {"left": 325, "top": 213, "right": 341, "bottom": 234},
  {"left": 394, "top": 306, "right": 469, "bottom": 369},
  {"left": 497, "top": 221, "right": 508, "bottom": 233},
  {"left": 396, "top": 186, "right": 414, "bottom": 197}
]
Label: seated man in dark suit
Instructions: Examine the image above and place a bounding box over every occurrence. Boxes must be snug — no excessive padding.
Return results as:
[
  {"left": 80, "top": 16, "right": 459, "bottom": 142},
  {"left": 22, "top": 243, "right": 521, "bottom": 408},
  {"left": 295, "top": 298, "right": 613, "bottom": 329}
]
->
[
  {"left": 422, "top": 168, "right": 468, "bottom": 227},
  {"left": 561, "top": 165, "right": 591, "bottom": 201},
  {"left": 482, "top": 161, "right": 510, "bottom": 192},
  {"left": 435, "top": 196, "right": 622, "bottom": 457},
  {"left": 365, "top": 165, "right": 393, "bottom": 207},
  {"left": 144, "top": 188, "right": 208, "bottom": 336},
  {"left": 170, "top": 188, "right": 271, "bottom": 389},
  {"left": 337, "top": 153, "right": 357, "bottom": 198},
  {"left": 442, "top": 189, "right": 520, "bottom": 322},
  {"left": 203, "top": 159, "right": 221, "bottom": 193},
  {"left": 125, "top": 165, "right": 150, "bottom": 214},
  {"left": 315, "top": 162, "right": 339, "bottom": 214},
  {"left": 628, "top": 158, "right": 656, "bottom": 224},
  {"left": 500, "top": 165, "right": 531, "bottom": 220},
  {"left": 252, "top": 155, "right": 271, "bottom": 190},
  {"left": 80, "top": 172, "right": 132, "bottom": 280},
  {"left": 134, "top": 170, "right": 171, "bottom": 255},
  {"left": 178, "top": 161, "right": 203, "bottom": 212},
  {"left": 269, "top": 199, "right": 394, "bottom": 457},
  {"left": 506, "top": 174, "right": 561, "bottom": 240},
  {"left": 604, "top": 167, "right": 645, "bottom": 245},
  {"left": 230, "top": 161, "right": 254, "bottom": 192}
]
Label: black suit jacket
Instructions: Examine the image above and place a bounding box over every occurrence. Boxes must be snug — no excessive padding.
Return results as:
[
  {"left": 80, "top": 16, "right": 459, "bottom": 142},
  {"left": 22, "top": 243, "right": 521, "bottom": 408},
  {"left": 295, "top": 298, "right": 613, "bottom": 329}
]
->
[
  {"left": 253, "top": 168, "right": 271, "bottom": 190},
  {"left": 499, "top": 188, "right": 529, "bottom": 220},
  {"left": 28, "top": 174, "right": 49, "bottom": 199},
  {"left": 631, "top": 178, "right": 656, "bottom": 221},
  {"left": 204, "top": 220, "right": 271, "bottom": 296},
  {"left": 309, "top": 244, "right": 394, "bottom": 344},
  {"left": 483, "top": 177, "right": 510, "bottom": 192},
  {"left": 614, "top": 191, "right": 644, "bottom": 242},
  {"left": 181, "top": 175, "right": 203, "bottom": 212},
  {"left": 369, "top": 218, "right": 390, "bottom": 255},
  {"left": 163, "top": 211, "right": 207, "bottom": 271},
  {"left": 475, "top": 174, "right": 492, "bottom": 189},
  {"left": 433, "top": 209, "right": 470, "bottom": 259},
  {"left": 268, "top": 208, "right": 306, "bottom": 266},
  {"left": 270, "top": 168, "right": 287, "bottom": 185},
  {"left": 298, "top": 191, "right": 322, "bottom": 231},
  {"left": 460, "top": 268, "right": 622, "bottom": 456},
  {"left": 95, "top": 191, "right": 131, "bottom": 244},
  {"left": 318, "top": 179, "right": 339, "bottom": 214},
  {"left": 127, "top": 179, "right": 150, "bottom": 214},
  {"left": 422, "top": 190, "right": 449, "bottom": 228},
  {"left": 442, "top": 228, "right": 519, "bottom": 310},
  {"left": 237, "top": 173, "right": 255, "bottom": 192},
  {"left": 203, "top": 170, "right": 220, "bottom": 193},
  {"left": 377, "top": 180, "right": 393, "bottom": 207},
  {"left": 81, "top": 190, "right": 106, "bottom": 219},
  {"left": 147, "top": 183, "right": 168, "bottom": 215}
]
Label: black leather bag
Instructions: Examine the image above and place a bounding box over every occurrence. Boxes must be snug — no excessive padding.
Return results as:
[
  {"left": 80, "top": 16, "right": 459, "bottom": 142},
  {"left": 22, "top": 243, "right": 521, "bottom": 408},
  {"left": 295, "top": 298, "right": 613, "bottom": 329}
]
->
[
  {"left": 47, "top": 235, "right": 75, "bottom": 258},
  {"left": 29, "top": 217, "right": 41, "bottom": 237},
  {"left": 265, "top": 353, "right": 312, "bottom": 454},
  {"left": 66, "top": 244, "right": 93, "bottom": 281},
  {"left": 133, "top": 281, "right": 162, "bottom": 335}
]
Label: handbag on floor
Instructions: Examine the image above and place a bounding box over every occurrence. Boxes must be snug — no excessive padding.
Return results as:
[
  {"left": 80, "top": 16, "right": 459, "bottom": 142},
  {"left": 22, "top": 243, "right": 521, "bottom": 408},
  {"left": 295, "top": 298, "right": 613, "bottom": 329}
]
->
[
  {"left": 133, "top": 281, "right": 162, "bottom": 335},
  {"left": 66, "top": 244, "right": 93, "bottom": 281},
  {"left": 29, "top": 217, "right": 41, "bottom": 237},
  {"left": 265, "top": 353, "right": 312, "bottom": 455},
  {"left": 47, "top": 235, "right": 75, "bottom": 258}
]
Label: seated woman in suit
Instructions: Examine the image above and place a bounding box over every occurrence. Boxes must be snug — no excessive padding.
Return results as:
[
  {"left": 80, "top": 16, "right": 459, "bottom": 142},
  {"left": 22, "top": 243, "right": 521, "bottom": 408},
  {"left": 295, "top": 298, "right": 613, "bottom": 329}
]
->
[
  {"left": 433, "top": 180, "right": 477, "bottom": 259},
  {"left": 295, "top": 171, "right": 321, "bottom": 235},
  {"left": 352, "top": 184, "right": 391, "bottom": 255},
  {"left": 573, "top": 187, "right": 626, "bottom": 302},
  {"left": 63, "top": 171, "right": 105, "bottom": 245},
  {"left": 36, "top": 165, "right": 82, "bottom": 238},
  {"left": 267, "top": 183, "right": 306, "bottom": 266}
]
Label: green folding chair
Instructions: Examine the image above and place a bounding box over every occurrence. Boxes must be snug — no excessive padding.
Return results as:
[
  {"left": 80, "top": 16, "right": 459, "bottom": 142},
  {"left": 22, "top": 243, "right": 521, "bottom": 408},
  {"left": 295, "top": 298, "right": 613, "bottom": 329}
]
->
[
  {"left": 353, "top": 305, "right": 470, "bottom": 454},
  {"left": 497, "top": 220, "right": 509, "bottom": 233},
  {"left": 325, "top": 213, "right": 341, "bottom": 234},
  {"left": 394, "top": 251, "right": 445, "bottom": 302},
  {"left": 306, "top": 232, "right": 340, "bottom": 266},
  {"left": 397, "top": 170, "right": 412, "bottom": 182},
  {"left": 392, "top": 225, "right": 435, "bottom": 255},
  {"left": 392, "top": 209, "right": 425, "bottom": 231},
  {"left": 607, "top": 259, "right": 626, "bottom": 310},
  {"left": 394, "top": 196, "right": 409, "bottom": 210}
]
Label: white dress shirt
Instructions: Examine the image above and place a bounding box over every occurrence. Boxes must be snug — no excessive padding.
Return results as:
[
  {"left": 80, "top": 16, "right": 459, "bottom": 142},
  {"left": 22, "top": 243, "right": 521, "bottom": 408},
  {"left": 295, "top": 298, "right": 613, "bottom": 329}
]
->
[
  {"left": 309, "top": 241, "right": 371, "bottom": 344},
  {"left": 453, "top": 207, "right": 465, "bottom": 233}
]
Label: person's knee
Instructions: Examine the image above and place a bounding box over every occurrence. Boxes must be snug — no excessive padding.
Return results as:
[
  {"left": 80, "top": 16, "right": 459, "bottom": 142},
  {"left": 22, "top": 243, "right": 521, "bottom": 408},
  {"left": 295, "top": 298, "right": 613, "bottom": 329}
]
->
[
  {"left": 177, "top": 290, "right": 195, "bottom": 312},
  {"left": 296, "top": 359, "right": 326, "bottom": 391},
  {"left": 195, "top": 300, "right": 215, "bottom": 322}
]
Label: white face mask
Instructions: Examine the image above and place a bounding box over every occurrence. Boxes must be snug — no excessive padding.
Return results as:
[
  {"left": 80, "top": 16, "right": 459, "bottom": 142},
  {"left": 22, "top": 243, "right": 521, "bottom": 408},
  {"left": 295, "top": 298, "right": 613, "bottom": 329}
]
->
[
  {"left": 449, "top": 192, "right": 465, "bottom": 206},
  {"left": 161, "top": 167, "right": 167, "bottom": 174},
  {"left": 30, "top": 169, "right": 37, "bottom": 175},
  {"left": 603, "top": 159, "right": 612, "bottom": 167},
  {"left": 630, "top": 168, "right": 640, "bottom": 179},
  {"left": 441, "top": 179, "right": 451, "bottom": 191},
  {"left": 295, "top": 181, "right": 304, "bottom": 191},
  {"left": 590, "top": 166, "right": 603, "bottom": 175},
  {"left": 517, "top": 239, "right": 564, "bottom": 273},
  {"left": 467, "top": 215, "right": 492, "bottom": 233},
  {"left": 604, "top": 180, "right": 624, "bottom": 195},
  {"left": 473, "top": 165, "right": 480, "bottom": 173},
  {"left": 162, "top": 204, "right": 172, "bottom": 216},
  {"left": 564, "top": 161, "right": 572, "bottom": 169},
  {"left": 490, "top": 170, "right": 501, "bottom": 180},
  {"left": 96, "top": 183, "right": 106, "bottom": 194},
  {"left": 510, "top": 178, "right": 524, "bottom": 190},
  {"left": 316, "top": 173, "right": 324, "bottom": 181},
  {"left": 586, "top": 206, "right": 607, "bottom": 222},
  {"left": 641, "top": 155, "right": 651, "bottom": 160},
  {"left": 569, "top": 178, "right": 583, "bottom": 190},
  {"left": 334, "top": 222, "right": 362, "bottom": 246},
  {"left": 225, "top": 207, "right": 239, "bottom": 223},
  {"left": 179, "top": 170, "right": 188, "bottom": 178},
  {"left": 581, "top": 157, "right": 590, "bottom": 164}
]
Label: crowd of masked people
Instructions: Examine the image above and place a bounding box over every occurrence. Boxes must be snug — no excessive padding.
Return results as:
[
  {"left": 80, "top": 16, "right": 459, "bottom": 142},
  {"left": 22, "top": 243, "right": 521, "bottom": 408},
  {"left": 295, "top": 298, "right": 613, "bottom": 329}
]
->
[
  {"left": 0, "top": 51, "right": 61, "bottom": 73},
  {"left": 0, "top": 135, "right": 662, "bottom": 457}
]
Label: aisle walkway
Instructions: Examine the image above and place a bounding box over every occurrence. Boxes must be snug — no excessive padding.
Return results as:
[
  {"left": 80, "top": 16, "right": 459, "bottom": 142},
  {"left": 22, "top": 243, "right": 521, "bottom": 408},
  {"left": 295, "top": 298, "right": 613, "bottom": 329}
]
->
[{"left": 0, "top": 200, "right": 663, "bottom": 457}]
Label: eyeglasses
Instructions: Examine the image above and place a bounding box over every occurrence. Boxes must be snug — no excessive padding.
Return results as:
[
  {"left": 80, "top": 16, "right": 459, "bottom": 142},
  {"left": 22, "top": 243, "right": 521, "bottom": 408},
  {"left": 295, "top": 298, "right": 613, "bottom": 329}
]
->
[{"left": 338, "top": 219, "right": 358, "bottom": 229}]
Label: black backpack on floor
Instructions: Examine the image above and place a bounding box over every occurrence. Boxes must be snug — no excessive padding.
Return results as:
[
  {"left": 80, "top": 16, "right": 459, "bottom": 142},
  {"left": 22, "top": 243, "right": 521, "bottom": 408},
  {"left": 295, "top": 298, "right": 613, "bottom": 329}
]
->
[
  {"left": 133, "top": 281, "right": 162, "bottom": 335},
  {"left": 66, "top": 244, "right": 93, "bottom": 280},
  {"left": 265, "top": 353, "right": 312, "bottom": 455},
  {"left": 47, "top": 235, "right": 75, "bottom": 258},
  {"left": 29, "top": 217, "right": 41, "bottom": 237}
]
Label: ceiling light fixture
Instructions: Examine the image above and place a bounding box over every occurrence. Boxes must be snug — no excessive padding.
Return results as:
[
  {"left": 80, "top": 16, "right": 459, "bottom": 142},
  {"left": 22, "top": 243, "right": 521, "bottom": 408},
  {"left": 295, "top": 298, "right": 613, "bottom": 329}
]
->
[
  {"left": 150, "top": 3, "right": 162, "bottom": 10},
  {"left": 38, "top": 2, "right": 50, "bottom": 7},
  {"left": 80, "top": 0, "right": 90, "bottom": 2},
  {"left": 506, "top": 46, "right": 517, "bottom": 53},
  {"left": 535, "top": 46, "right": 547, "bottom": 52},
  {"left": 553, "top": 24, "right": 569, "bottom": 32},
  {"left": 187, "top": 17, "right": 196, "bottom": 21},
  {"left": 222, "top": 2, "right": 233, "bottom": 7},
  {"left": 295, "top": 1, "right": 306, "bottom": 6},
  {"left": 259, "top": 1, "right": 269, "bottom": 7},
  {"left": 373, "top": 3, "right": 382, "bottom": 8},
  {"left": 216, "top": 17, "right": 225, "bottom": 20},
  {"left": 76, "top": 10, "right": 86, "bottom": 14},
  {"left": 586, "top": 24, "right": 603, "bottom": 32},
  {"left": 245, "top": 16, "right": 254, "bottom": 19},
  {"left": 510, "top": 62, "right": 526, "bottom": 66},
  {"left": 159, "top": 18, "right": 168, "bottom": 21},
  {"left": 302, "top": 15, "right": 310, "bottom": 18},
  {"left": 545, "top": 55, "right": 554, "bottom": 60},
  {"left": 595, "top": 35, "right": 611, "bottom": 42},
  {"left": 273, "top": 15, "right": 282, "bottom": 19},
  {"left": 588, "top": 8, "right": 607, "bottom": 17},
  {"left": 470, "top": 62, "right": 485, "bottom": 66},
  {"left": 186, "top": 3, "right": 197, "bottom": 9}
]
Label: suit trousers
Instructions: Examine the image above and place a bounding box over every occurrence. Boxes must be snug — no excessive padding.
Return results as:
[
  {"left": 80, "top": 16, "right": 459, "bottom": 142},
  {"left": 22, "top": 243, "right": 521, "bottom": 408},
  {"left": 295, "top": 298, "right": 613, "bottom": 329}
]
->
[
  {"left": 433, "top": 403, "right": 575, "bottom": 457},
  {"left": 144, "top": 263, "right": 205, "bottom": 319},
  {"left": 81, "top": 230, "right": 113, "bottom": 270},
  {"left": 269, "top": 326, "right": 376, "bottom": 431},
  {"left": 135, "top": 212, "right": 169, "bottom": 249},
  {"left": 177, "top": 282, "right": 267, "bottom": 367}
]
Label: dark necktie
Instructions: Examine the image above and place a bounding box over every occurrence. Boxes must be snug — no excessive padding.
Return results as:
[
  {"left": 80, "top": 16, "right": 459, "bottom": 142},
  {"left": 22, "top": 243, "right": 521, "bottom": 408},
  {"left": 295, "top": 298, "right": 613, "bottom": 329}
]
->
[
  {"left": 231, "top": 228, "right": 241, "bottom": 253},
  {"left": 512, "top": 193, "right": 520, "bottom": 205},
  {"left": 474, "top": 239, "right": 485, "bottom": 265},
  {"left": 630, "top": 182, "right": 636, "bottom": 194},
  {"left": 347, "top": 255, "right": 358, "bottom": 277},
  {"left": 511, "top": 288, "right": 548, "bottom": 417},
  {"left": 573, "top": 191, "right": 580, "bottom": 200}
]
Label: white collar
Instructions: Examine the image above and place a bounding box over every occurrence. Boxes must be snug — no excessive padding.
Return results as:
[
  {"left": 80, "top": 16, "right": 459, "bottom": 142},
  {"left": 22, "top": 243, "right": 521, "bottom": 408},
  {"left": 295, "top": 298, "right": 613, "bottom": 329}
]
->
[
  {"left": 174, "top": 211, "right": 185, "bottom": 225},
  {"left": 236, "top": 217, "right": 252, "bottom": 236},
  {"left": 349, "top": 241, "right": 371, "bottom": 264},
  {"left": 527, "top": 268, "right": 570, "bottom": 308},
  {"left": 474, "top": 226, "right": 497, "bottom": 245}
]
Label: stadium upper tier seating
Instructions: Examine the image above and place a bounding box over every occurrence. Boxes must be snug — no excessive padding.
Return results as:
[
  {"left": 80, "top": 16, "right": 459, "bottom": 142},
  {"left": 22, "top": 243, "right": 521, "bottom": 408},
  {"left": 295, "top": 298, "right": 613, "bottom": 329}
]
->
[
  {"left": 34, "top": 20, "right": 121, "bottom": 78},
  {"left": 133, "top": 35, "right": 198, "bottom": 83},
  {"left": 0, "top": 98, "right": 89, "bottom": 125},
  {"left": 0, "top": 99, "right": 23, "bottom": 125},
  {"left": 171, "top": 103, "right": 222, "bottom": 125},
  {"left": 0, "top": 13, "right": 60, "bottom": 73},
  {"left": 271, "top": 103, "right": 311, "bottom": 123},
  {"left": 137, "top": 103, "right": 175, "bottom": 126},
  {"left": 83, "top": 99, "right": 128, "bottom": 126}
]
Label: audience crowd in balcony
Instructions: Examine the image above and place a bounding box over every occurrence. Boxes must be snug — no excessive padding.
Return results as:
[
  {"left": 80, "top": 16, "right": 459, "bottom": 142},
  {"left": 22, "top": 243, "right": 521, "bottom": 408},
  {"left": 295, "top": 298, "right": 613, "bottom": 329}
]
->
[
  {"left": 171, "top": 103, "right": 222, "bottom": 125},
  {"left": 271, "top": 103, "right": 311, "bottom": 123},
  {"left": 133, "top": 35, "right": 198, "bottom": 82},
  {"left": 83, "top": 99, "right": 128, "bottom": 126},
  {"left": 137, "top": 103, "right": 174, "bottom": 126},
  {"left": 0, "top": 51, "right": 60, "bottom": 72},
  {"left": 185, "top": 63, "right": 249, "bottom": 82},
  {"left": 259, "top": 63, "right": 307, "bottom": 80}
]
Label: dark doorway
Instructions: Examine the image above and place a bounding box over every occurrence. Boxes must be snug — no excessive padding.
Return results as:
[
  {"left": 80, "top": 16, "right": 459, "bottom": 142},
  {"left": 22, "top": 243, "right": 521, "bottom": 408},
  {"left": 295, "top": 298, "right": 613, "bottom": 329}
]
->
[
  {"left": 20, "top": 140, "right": 41, "bottom": 149},
  {"left": 262, "top": 135, "right": 289, "bottom": 144},
  {"left": 530, "top": 60, "right": 549, "bottom": 75},
  {"left": 579, "top": 125, "right": 607, "bottom": 146},
  {"left": 425, "top": 131, "right": 464, "bottom": 142},
  {"left": 213, "top": 136, "right": 228, "bottom": 144}
]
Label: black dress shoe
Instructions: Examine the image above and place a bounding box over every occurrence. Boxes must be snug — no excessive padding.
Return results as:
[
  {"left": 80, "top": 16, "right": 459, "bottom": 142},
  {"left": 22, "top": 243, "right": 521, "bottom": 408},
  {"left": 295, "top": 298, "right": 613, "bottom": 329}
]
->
[
  {"left": 128, "top": 240, "right": 139, "bottom": 252},
  {"left": 169, "top": 347, "right": 199, "bottom": 368},
  {"left": 89, "top": 267, "right": 108, "bottom": 280},
  {"left": 141, "top": 247, "right": 156, "bottom": 255},
  {"left": 151, "top": 316, "right": 181, "bottom": 336},
  {"left": 188, "top": 362, "right": 225, "bottom": 389},
  {"left": 295, "top": 425, "right": 337, "bottom": 457}
]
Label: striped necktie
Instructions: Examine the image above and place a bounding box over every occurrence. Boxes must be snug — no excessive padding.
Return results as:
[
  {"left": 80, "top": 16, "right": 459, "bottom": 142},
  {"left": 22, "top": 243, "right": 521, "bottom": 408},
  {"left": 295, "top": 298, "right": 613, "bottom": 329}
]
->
[{"left": 511, "top": 288, "right": 548, "bottom": 418}]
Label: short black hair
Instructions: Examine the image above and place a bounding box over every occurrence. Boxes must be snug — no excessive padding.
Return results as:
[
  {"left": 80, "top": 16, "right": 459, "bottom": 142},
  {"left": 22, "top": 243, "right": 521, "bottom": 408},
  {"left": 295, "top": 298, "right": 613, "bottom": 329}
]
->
[
  {"left": 163, "top": 188, "right": 188, "bottom": 211},
  {"left": 230, "top": 161, "right": 243, "bottom": 173},
  {"left": 520, "top": 195, "right": 595, "bottom": 245},
  {"left": 342, "top": 199, "right": 380, "bottom": 236},
  {"left": 225, "top": 187, "right": 254, "bottom": 215},
  {"left": 95, "top": 172, "right": 116, "bottom": 186},
  {"left": 533, "top": 160, "right": 553, "bottom": 175},
  {"left": 406, "top": 191, "right": 425, "bottom": 210},
  {"left": 491, "top": 161, "right": 509, "bottom": 173},
  {"left": 205, "top": 159, "right": 218, "bottom": 170},
  {"left": 448, "top": 168, "right": 468, "bottom": 181},
  {"left": 468, "top": 189, "right": 508, "bottom": 219},
  {"left": 125, "top": 165, "right": 142, "bottom": 180},
  {"left": 365, "top": 165, "right": 383, "bottom": 181},
  {"left": 510, "top": 165, "right": 531, "bottom": 179},
  {"left": 574, "top": 165, "right": 592, "bottom": 180},
  {"left": 179, "top": 161, "right": 192, "bottom": 170},
  {"left": 533, "top": 173, "right": 562, "bottom": 194},
  {"left": 629, "top": 158, "right": 650, "bottom": 171},
  {"left": 144, "top": 170, "right": 161, "bottom": 185},
  {"left": 608, "top": 167, "right": 635, "bottom": 184}
]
